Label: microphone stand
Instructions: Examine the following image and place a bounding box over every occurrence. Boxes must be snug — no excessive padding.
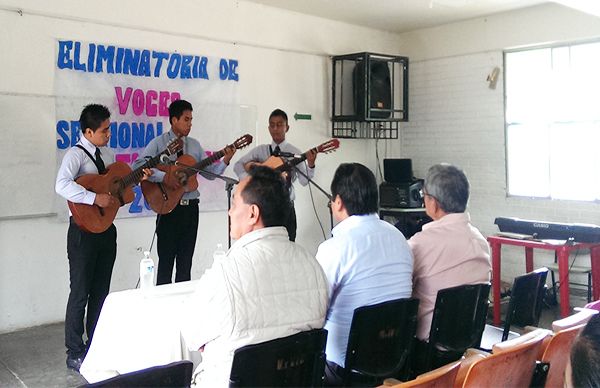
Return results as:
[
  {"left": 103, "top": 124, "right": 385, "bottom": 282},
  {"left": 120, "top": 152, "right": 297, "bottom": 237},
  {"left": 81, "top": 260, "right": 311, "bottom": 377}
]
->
[
  {"left": 288, "top": 162, "right": 334, "bottom": 234},
  {"left": 173, "top": 161, "right": 239, "bottom": 248}
]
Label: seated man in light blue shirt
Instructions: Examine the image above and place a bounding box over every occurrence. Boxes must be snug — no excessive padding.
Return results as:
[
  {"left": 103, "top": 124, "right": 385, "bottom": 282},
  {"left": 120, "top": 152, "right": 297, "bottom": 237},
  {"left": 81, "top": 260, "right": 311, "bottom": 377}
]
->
[{"left": 316, "top": 163, "right": 413, "bottom": 385}]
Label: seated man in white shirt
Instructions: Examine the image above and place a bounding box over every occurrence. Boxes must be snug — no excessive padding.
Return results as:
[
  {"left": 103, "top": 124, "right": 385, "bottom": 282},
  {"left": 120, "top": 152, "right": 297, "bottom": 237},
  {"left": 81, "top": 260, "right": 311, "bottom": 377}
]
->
[
  {"left": 181, "top": 166, "right": 329, "bottom": 387},
  {"left": 316, "top": 163, "right": 413, "bottom": 385},
  {"left": 409, "top": 163, "right": 491, "bottom": 342}
]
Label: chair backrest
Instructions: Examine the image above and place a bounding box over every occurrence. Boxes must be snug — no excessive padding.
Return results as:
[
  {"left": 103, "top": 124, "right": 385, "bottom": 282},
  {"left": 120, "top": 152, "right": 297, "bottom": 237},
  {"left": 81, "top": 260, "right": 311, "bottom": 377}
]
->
[
  {"left": 461, "top": 330, "right": 547, "bottom": 388},
  {"left": 541, "top": 324, "right": 585, "bottom": 388},
  {"left": 345, "top": 298, "right": 420, "bottom": 380},
  {"left": 552, "top": 308, "right": 598, "bottom": 332},
  {"left": 492, "top": 328, "right": 552, "bottom": 354},
  {"left": 395, "top": 360, "right": 461, "bottom": 388},
  {"left": 503, "top": 267, "right": 549, "bottom": 341},
  {"left": 85, "top": 360, "right": 193, "bottom": 388},
  {"left": 584, "top": 300, "right": 600, "bottom": 311},
  {"left": 228, "top": 328, "right": 328, "bottom": 388},
  {"left": 425, "top": 283, "right": 491, "bottom": 371}
]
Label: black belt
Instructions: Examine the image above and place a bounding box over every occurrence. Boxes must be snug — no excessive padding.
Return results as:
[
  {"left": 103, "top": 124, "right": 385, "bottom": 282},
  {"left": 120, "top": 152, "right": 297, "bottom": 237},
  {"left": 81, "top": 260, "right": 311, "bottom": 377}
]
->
[{"left": 178, "top": 199, "right": 199, "bottom": 206}]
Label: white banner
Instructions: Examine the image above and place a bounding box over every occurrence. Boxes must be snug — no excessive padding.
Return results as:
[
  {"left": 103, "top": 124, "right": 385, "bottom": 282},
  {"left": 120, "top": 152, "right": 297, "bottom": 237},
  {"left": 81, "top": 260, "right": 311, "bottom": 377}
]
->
[{"left": 54, "top": 39, "right": 242, "bottom": 218}]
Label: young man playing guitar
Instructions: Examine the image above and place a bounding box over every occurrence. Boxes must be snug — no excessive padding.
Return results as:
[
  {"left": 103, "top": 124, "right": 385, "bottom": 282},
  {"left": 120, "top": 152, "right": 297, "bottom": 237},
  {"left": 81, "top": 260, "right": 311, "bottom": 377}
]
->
[
  {"left": 233, "top": 108, "right": 317, "bottom": 242},
  {"left": 55, "top": 104, "right": 151, "bottom": 372},
  {"left": 133, "top": 99, "right": 236, "bottom": 285}
]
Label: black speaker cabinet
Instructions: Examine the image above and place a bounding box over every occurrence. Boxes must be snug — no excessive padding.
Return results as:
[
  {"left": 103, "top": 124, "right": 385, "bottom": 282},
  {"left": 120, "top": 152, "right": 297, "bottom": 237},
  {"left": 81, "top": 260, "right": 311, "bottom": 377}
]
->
[
  {"left": 353, "top": 60, "right": 391, "bottom": 120},
  {"left": 331, "top": 52, "right": 409, "bottom": 139},
  {"left": 392, "top": 211, "right": 431, "bottom": 239},
  {"left": 379, "top": 180, "right": 423, "bottom": 208}
]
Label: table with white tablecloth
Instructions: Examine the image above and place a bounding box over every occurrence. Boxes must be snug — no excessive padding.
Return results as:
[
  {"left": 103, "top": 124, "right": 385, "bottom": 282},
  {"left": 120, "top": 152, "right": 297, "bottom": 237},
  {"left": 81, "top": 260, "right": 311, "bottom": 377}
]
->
[{"left": 80, "top": 280, "right": 200, "bottom": 383}]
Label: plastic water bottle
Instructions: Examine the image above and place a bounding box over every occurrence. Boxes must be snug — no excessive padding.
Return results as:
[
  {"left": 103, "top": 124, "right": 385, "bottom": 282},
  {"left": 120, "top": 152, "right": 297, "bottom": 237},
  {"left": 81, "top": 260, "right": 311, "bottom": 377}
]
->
[
  {"left": 139, "top": 251, "right": 155, "bottom": 290},
  {"left": 213, "top": 243, "right": 226, "bottom": 264}
]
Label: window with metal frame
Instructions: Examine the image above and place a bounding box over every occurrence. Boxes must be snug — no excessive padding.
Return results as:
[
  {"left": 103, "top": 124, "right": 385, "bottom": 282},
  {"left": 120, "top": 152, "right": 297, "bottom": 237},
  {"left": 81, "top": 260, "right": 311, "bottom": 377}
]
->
[{"left": 505, "top": 40, "right": 600, "bottom": 201}]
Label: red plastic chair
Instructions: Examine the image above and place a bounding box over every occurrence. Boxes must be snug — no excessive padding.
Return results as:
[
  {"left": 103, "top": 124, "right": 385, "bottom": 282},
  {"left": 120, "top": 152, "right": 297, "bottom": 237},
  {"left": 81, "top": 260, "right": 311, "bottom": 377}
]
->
[
  {"left": 457, "top": 329, "right": 548, "bottom": 388},
  {"left": 540, "top": 324, "right": 586, "bottom": 388},
  {"left": 382, "top": 361, "right": 461, "bottom": 388}
]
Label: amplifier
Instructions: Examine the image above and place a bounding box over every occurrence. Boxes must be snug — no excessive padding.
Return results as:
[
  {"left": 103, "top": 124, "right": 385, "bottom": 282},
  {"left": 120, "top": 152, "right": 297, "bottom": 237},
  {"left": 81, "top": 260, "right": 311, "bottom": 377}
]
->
[{"left": 379, "top": 180, "right": 423, "bottom": 208}]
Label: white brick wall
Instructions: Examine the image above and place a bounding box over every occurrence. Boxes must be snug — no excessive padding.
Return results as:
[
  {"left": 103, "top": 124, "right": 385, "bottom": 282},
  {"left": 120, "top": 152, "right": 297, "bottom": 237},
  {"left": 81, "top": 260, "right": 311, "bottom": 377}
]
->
[{"left": 399, "top": 51, "right": 600, "bottom": 284}]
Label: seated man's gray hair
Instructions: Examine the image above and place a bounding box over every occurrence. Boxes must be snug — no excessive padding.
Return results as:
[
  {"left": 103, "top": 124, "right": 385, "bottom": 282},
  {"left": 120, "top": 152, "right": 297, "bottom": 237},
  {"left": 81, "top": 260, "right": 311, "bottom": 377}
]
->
[{"left": 423, "top": 163, "right": 469, "bottom": 213}]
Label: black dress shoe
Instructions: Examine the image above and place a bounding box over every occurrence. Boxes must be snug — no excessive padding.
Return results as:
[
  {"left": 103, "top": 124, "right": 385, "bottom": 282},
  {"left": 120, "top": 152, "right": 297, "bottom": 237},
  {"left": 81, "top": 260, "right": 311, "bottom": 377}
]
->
[{"left": 66, "top": 356, "right": 84, "bottom": 372}]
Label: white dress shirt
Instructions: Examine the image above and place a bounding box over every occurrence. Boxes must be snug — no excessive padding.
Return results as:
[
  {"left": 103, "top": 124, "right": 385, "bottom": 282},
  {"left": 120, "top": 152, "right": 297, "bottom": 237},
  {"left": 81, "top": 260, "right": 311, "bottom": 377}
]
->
[
  {"left": 55, "top": 136, "right": 115, "bottom": 205},
  {"left": 233, "top": 140, "right": 315, "bottom": 200},
  {"left": 316, "top": 214, "right": 413, "bottom": 367}
]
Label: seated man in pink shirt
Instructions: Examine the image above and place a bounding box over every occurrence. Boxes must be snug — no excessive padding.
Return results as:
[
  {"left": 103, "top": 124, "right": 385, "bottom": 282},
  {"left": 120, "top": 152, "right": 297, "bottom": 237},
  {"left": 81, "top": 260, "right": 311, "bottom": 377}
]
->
[{"left": 409, "top": 163, "right": 491, "bottom": 341}]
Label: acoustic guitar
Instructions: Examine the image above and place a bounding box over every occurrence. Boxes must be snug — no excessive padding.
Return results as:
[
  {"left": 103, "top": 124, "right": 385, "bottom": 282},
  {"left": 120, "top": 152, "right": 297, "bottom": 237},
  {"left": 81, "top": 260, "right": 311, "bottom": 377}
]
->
[
  {"left": 68, "top": 138, "right": 183, "bottom": 233},
  {"left": 258, "top": 139, "right": 340, "bottom": 172},
  {"left": 141, "top": 134, "right": 253, "bottom": 214}
]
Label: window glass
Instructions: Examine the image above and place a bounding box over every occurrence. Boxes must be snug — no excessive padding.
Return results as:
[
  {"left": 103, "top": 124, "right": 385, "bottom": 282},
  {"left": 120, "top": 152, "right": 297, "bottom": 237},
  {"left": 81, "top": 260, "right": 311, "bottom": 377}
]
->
[{"left": 505, "top": 41, "right": 600, "bottom": 201}]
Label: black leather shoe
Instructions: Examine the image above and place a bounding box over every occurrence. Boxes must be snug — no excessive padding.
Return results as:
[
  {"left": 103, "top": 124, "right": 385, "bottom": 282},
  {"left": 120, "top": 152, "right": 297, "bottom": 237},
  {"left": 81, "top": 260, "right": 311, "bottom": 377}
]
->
[{"left": 66, "top": 356, "right": 84, "bottom": 372}]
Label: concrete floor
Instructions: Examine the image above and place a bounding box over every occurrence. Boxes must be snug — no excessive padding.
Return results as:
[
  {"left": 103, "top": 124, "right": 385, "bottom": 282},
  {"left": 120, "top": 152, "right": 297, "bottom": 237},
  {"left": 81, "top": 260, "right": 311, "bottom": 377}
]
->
[
  {"left": 0, "top": 291, "right": 589, "bottom": 388},
  {"left": 0, "top": 322, "right": 86, "bottom": 388}
]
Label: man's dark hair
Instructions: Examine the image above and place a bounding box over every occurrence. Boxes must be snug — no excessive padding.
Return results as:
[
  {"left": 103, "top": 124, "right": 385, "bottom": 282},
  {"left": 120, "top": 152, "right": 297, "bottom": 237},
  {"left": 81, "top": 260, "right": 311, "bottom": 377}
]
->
[
  {"left": 330, "top": 163, "right": 378, "bottom": 216},
  {"left": 242, "top": 166, "right": 291, "bottom": 228},
  {"left": 269, "top": 108, "right": 288, "bottom": 123},
  {"left": 168, "top": 99, "right": 193, "bottom": 124},
  {"left": 570, "top": 314, "right": 600, "bottom": 387},
  {"left": 79, "top": 104, "right": 111, "bottom": 133}
]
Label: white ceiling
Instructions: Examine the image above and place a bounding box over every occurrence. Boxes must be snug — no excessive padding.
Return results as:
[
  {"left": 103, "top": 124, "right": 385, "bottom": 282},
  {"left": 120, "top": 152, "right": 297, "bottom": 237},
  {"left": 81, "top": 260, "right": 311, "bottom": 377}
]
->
[{"left": 241, "top": 0, "right": 569, "bottom": 34}]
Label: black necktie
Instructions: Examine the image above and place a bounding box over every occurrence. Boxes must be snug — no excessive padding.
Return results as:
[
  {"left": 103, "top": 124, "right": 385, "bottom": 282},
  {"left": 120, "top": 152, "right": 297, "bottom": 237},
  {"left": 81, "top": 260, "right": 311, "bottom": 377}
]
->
[
  {"left": 273, "top": 145, "right": 281, "bottom": 156},
  {"left": 177, "top": 139, "right": 184, "bottom": 157},
  {"left": 95, "top": 147, "right": 106, "bottom": 174}
]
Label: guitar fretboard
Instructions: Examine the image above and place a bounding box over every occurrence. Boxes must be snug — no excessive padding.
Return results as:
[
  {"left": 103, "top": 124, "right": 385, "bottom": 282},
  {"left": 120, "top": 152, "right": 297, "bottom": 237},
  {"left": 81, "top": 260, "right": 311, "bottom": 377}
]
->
[
  {"left": 120, "top": 140, "right": 180, "bottom": 187},
  {"left": 275, "top": 148, "right": 316, "bottom": 172},
  {"left": 182, "top": 149, "right": 227, "bottom": 177}
]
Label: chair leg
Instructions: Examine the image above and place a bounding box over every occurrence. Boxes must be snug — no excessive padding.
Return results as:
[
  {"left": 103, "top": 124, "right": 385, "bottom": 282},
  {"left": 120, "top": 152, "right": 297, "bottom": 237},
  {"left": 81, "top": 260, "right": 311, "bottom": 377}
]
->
[
  {"left": 588, "top": 271, "right": 592, "bottom": 303},
  {"left": 550, "top": 270, "right": 558, "bottom": 305}
]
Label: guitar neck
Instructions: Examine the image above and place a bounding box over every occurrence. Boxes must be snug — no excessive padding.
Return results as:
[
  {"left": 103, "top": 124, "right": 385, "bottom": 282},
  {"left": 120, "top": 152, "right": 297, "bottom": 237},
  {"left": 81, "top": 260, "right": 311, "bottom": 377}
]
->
[
  {"left": 275, "top": 147, "right": 317, "bottom": 171},
  {"left": 120, "top": 151, "right": 165, "bottom": 187},
  {"left": 274, "top": 140, "right": 338, "bottom": 172},
  {"left": 185, "top": 148, "right": 226, "bottom": 177}
]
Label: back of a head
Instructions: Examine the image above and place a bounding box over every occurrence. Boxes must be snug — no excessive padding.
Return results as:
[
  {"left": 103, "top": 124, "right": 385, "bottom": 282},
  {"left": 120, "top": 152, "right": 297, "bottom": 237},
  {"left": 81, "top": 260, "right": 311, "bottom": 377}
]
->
[
  {"left": 168, "top": 99, "right": 192, "bottom": 123},
  {"left": 330, "top": 163, "right": 378, "bottom": 216},
  {"left": 243, "top": 166, "right": 292, "bottom": 228},
  {"left": 79, "top": 104, "right": 110, "bottom": 132},
  {"left": 424, "top": 163, "right": 470, "bottom": 213},
  {"left": 570, "top": 314, "right": 600, "bottom": 387}
]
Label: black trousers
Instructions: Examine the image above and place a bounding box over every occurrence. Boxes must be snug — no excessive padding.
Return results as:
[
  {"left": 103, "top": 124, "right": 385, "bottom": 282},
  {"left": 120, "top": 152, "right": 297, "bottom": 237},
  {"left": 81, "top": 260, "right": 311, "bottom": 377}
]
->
[
  {"left": 155, "top": 200, "right": 199, "bottom": 285},
  {"left": 65, "top": 218, "right": 116, "bottom": 358},
  {"left": 285, "top": 202, "right": 297, "bottom": 242},
  {"left": 324, "top": 361, "right": 346, "bottom": 386}
]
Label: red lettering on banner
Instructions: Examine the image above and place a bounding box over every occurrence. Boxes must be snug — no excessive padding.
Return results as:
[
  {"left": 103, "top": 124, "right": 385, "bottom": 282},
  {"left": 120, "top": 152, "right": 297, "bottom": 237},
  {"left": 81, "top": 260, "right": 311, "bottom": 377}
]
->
[
  {"left": 115, "top": 152, "right": 139, "bottom": 164},
  {"left": 115, "top": 87, "right": 180, "bottom": 117},
  {"left": 204, "top": 151, "right": 220, "bottom": 164}
]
